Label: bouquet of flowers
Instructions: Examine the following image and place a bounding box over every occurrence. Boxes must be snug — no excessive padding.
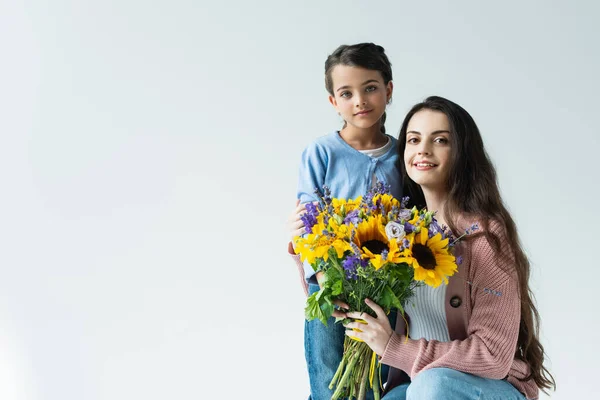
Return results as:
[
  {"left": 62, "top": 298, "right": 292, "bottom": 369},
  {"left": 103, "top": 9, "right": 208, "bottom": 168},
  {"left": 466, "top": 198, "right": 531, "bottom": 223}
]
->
[{"left": 294, "top": 182, "right": 461, "bottom": 400}]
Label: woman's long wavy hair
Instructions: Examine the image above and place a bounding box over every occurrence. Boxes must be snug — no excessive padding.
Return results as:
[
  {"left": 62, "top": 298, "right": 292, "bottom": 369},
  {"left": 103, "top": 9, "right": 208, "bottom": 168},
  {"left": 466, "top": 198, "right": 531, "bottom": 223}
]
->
[
  {"left": 324, "top": 43, "right": 392, "bottom": 134},
  {"left": 398, "top": 96, "right": 555, "bottom": 392}
]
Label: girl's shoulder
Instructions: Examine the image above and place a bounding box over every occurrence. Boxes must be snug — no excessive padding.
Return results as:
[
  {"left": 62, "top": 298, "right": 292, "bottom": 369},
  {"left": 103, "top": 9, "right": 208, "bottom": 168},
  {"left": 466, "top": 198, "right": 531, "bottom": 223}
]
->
[{"left": 303, "top": 131, "right": 344, "bottom": 153}]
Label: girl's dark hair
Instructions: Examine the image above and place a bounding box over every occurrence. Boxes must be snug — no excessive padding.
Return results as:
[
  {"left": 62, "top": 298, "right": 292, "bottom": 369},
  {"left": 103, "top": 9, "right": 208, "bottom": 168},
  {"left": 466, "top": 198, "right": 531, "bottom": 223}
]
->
[
  {"left": 325, "top": 43, "right": 392, "bottom": 134},
  {"left": 398, "top": 96, "right": 555, "bottom": 393}
]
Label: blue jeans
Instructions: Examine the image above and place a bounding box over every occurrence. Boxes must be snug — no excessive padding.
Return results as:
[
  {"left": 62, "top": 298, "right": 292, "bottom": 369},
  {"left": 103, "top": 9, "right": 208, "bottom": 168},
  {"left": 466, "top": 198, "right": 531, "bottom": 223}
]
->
[
  {"left": 382, "top": 368, "right": 526, "bottom": 400},
  {"left": 305, "top": 283, "right": 396, "bottom": 400}
]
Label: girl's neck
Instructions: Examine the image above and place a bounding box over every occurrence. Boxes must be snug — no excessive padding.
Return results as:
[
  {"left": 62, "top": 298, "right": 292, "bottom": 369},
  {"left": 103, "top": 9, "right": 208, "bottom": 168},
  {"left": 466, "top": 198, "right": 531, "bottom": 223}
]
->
[
  {"left": 422, "top": 186, "right": 450, "bottom": 226},
  {"left": 339, "top": 125, "right": 387, "bottom": 150}
]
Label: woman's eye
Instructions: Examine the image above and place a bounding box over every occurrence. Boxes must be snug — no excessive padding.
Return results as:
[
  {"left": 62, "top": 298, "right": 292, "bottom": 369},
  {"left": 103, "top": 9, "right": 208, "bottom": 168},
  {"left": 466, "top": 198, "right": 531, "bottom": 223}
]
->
[
  {"left": 407, "top": 137, "right": 418, "bottom": 144},
  {"left": 434, "top": 137, "right": 448, "bottom": 144}
]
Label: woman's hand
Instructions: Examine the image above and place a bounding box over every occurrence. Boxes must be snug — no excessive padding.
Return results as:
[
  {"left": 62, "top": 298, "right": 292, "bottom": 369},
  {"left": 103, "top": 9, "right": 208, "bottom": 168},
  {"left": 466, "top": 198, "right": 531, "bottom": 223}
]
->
[
  {"left": 332, "top": 299, "right": 350, "bottom": 319},
  {"left": 344, "top": 299, "right": 394, "bottom": 356}
]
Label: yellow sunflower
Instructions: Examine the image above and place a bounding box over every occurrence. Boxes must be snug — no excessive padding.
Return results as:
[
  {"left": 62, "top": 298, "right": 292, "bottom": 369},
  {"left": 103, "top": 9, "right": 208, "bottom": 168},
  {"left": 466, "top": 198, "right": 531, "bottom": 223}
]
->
[
  {"left": 397, "top": 230, "right": 457, "bottom": 287},
  {"left": 353, "top": 214, "right": 397, "bottom": 269}
]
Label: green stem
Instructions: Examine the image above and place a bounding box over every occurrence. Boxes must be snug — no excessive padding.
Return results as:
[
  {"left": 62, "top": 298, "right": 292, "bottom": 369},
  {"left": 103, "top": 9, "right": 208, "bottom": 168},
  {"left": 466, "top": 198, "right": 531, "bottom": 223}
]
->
[
  {"left": 357, "top": 349, "right": 370, "bottom": 400},
  {"left": 329, "top": 346, "right": 347, "bottom": 389},
  {"left": 331, "top": 343, "right": 361, "bottom": 400},
  {"left": 373, "top": 356, "right": 380, "bottom": 400}
]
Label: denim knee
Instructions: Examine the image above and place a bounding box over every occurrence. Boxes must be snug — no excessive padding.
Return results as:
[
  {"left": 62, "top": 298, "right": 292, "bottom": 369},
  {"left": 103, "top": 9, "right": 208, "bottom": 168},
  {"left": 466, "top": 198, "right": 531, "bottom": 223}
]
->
[{"left": 406, "top": 368, "right": 479, "bottom": 400}]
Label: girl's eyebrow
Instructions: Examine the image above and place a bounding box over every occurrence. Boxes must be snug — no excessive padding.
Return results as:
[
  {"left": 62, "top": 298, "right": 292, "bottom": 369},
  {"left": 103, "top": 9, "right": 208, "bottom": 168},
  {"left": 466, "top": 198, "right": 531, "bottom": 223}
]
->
[{"left": 336, "top": 79, "right": 380, "bottom": 92}]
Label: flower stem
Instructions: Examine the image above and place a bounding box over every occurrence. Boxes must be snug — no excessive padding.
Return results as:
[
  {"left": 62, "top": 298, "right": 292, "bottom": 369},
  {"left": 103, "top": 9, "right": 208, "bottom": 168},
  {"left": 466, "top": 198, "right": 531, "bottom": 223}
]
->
[
  {"left": 357, "top": 351, "right": 370, "bottom": 400},
  {"left": 329, "top": 347, "right": 347, "bottom": 389},
  {"left": 373, "top": 357, "right": 380, "bottom": 400},
  {"left": 331, "top": 343, "right": 361, "bottom": 400}
]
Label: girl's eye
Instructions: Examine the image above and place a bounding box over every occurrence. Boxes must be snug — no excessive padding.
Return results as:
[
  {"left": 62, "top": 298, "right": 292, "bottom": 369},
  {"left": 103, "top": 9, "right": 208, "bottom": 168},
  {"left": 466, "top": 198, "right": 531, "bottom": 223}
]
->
[
  {"left": 340, "top": 91, "right": 351, "bottom": 98},
  {"left": 365, "top": 85, "right": 377, "bottom": 92}
]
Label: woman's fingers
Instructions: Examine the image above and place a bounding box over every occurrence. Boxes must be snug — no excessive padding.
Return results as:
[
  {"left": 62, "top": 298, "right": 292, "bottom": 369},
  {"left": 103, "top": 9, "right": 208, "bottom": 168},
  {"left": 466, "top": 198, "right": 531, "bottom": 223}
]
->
[
  {"left": 333, "top": 300, "right": 349, "bottom": 310},
  {"left": 346, "top": 311, "right": 375, "bottom": 323},
  {"left": 365, "top": 299, "right": 387, "bottom": 319},
  {"left": 345, "top": 329, "right": 364, "bottom": 340}
]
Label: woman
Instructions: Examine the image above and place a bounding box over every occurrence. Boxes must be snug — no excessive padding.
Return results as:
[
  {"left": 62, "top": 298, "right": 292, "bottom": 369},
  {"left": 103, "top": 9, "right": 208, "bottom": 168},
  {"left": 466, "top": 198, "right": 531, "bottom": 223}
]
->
[{"left": 288, "top": 96, "right": 555, "bottom": 399}]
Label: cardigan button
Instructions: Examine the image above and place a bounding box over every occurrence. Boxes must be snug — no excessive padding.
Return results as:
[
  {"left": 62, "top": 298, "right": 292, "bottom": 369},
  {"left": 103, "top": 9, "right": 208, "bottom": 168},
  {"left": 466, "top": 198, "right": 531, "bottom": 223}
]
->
[{"left": 450, "top": 296, "right": 462, "bottom": 308}]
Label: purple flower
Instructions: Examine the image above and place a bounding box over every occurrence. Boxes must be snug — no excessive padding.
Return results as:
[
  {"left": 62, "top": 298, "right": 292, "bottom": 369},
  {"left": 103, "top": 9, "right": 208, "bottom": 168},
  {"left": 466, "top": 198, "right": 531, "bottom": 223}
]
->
[
  {"left": 398, "top": 209, "right": 412, "bottom": 221},
  {"left": 402, "top": 238, "right": 411, "bottom": 250},
  {"left": 403, "top": 222, "right": 414, "bottom": 234},
  {"left": 465, "top": 223, "right": 480, "bottom": 235},
  {"left": 344, "top": 209, "right": 360, "bottom": 225},
  {"left": 401, "top": 196, "right": 410, "bottom": 208},
  {"left": 342, "top": 254, "right": 367, "bottom": 280},
  {"left": 300, "top": 202, "right": 319, "bottom": 234},
  {"left": 456, "top": 255, "right": 463, "bottom": 265},
  {"left": 428, "top": 219, "right": 443, "bottom": 238}
]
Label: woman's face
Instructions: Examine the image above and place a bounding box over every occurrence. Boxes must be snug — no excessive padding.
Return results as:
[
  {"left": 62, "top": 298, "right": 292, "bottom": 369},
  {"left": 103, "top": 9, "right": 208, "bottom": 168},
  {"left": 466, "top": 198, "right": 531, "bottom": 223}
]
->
[{"left": 404, "top": 109, "right": 452, "bottom": 190}]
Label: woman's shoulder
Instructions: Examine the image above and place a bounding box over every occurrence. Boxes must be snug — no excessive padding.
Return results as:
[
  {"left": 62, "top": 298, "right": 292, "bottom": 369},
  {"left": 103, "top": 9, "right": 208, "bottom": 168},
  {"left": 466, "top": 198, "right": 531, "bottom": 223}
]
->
[{"left": 458, "top": 216, "right": 518, "bottom": 286}]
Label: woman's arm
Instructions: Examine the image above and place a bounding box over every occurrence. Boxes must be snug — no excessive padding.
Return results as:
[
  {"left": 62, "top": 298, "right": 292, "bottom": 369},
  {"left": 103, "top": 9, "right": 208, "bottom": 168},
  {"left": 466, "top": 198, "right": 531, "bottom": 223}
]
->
[{"left": 379, "top": 232, "right": 521, "bottom": 380}]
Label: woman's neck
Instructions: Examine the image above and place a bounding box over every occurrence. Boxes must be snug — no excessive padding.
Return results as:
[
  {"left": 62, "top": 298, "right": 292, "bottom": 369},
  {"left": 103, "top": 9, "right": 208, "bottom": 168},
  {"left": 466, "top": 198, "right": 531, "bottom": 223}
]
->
[
  {"left": 422, "top": 186, "right": 450, "bottom": 226},
  {"left": 339, "top": 125, "right": 387, "bottom": 150}
]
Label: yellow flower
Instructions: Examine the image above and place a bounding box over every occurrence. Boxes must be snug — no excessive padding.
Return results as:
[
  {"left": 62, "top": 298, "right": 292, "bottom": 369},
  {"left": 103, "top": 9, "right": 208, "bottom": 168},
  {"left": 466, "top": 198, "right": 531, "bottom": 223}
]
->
[
  {"left": 332, "top": 197, "right": 362, "bottom": 215},
  {"left": 372, "top": 194, "right": 400, "bottom": 216},
  {"left": 399, "top": 231, "right": 458, "bottom": 287},
  {"left": 364, "top": 239, "right": 404, "bottom": 270},
  {"left": 294, "top": 220, "right": 352, "bottom": 264},
  {"left": 353, "top": 215, "right": 396, "bottom": 269}
]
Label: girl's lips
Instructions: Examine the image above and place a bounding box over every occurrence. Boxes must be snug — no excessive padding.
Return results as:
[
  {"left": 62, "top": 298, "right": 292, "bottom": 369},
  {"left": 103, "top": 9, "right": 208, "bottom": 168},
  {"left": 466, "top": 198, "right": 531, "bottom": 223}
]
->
[{"left": 354, "top": 110, "right": 373, "bottom": 116}]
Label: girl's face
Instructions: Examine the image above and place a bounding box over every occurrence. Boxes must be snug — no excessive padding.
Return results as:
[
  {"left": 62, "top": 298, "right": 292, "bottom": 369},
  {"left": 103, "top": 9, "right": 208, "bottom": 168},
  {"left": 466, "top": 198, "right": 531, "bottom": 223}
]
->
[
  {"left": 404, "top": 109, "right": 452, "bottom": 190},
  {"left": 328, "top": 65, "right": 392, "bottom": 132}
]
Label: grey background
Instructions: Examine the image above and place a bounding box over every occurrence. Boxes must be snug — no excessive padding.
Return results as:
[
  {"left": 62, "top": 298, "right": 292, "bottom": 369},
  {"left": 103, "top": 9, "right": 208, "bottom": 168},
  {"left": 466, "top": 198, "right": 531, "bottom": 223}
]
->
[{"left": 1, "top": 0, "right": 598, "bottom": 398}]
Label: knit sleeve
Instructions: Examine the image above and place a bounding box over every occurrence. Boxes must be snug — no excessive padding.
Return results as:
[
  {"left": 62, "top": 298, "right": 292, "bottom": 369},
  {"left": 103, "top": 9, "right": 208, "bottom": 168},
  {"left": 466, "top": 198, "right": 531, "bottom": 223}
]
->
[
  {"left": 380, "top": 227, "right": 521, "bottom": 380},
  {"left": 289, "top": 241, "right": 309, "bottom": 297},
  {"left": 297, "top": 141, "right": 327, "bottom": 204}
]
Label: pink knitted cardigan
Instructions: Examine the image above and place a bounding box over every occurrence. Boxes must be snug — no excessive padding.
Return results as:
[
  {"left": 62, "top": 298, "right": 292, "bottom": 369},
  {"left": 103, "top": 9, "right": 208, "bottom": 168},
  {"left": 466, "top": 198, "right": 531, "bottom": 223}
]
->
[{"left": 289, "top": 222, "right": 539, "bottom": 399}]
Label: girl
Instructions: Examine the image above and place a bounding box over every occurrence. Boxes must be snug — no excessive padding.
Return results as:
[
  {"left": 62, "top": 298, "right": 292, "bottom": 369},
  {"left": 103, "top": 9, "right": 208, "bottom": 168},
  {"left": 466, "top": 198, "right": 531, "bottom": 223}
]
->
[
  {"left": 293, "top": 43, "right": 401, "bottom": 400},
  {"left": 289, "top": 96, "right": 555, "bottom": 399}
]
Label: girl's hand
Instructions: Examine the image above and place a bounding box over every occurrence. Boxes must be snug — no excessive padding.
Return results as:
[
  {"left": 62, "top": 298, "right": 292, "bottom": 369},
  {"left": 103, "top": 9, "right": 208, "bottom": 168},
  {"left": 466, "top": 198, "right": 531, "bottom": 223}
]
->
[
  {"left": 344, "top": 299, "right": 394, "bottom": 356},
  {"left": 287, "top": 199, "right": 307, "bottom": 241},
  {"left": 288, "top": 199, "right": 324, "bottom": 286}
]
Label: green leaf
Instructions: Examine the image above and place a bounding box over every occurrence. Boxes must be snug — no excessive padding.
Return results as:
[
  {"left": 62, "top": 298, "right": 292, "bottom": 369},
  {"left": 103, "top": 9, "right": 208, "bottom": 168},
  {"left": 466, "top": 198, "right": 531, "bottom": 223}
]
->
[
  {"left": 330, "top": 279, "right": 343, "bottom": 296},
  {"left": 380, "top": 285, "right": 402, "bottom": 311},
  {"left": 320, "top": 301, "right": 334, "bottom": 322},
  {"left": 305, "top": 292, "right": 328, "bottom": 326}
]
